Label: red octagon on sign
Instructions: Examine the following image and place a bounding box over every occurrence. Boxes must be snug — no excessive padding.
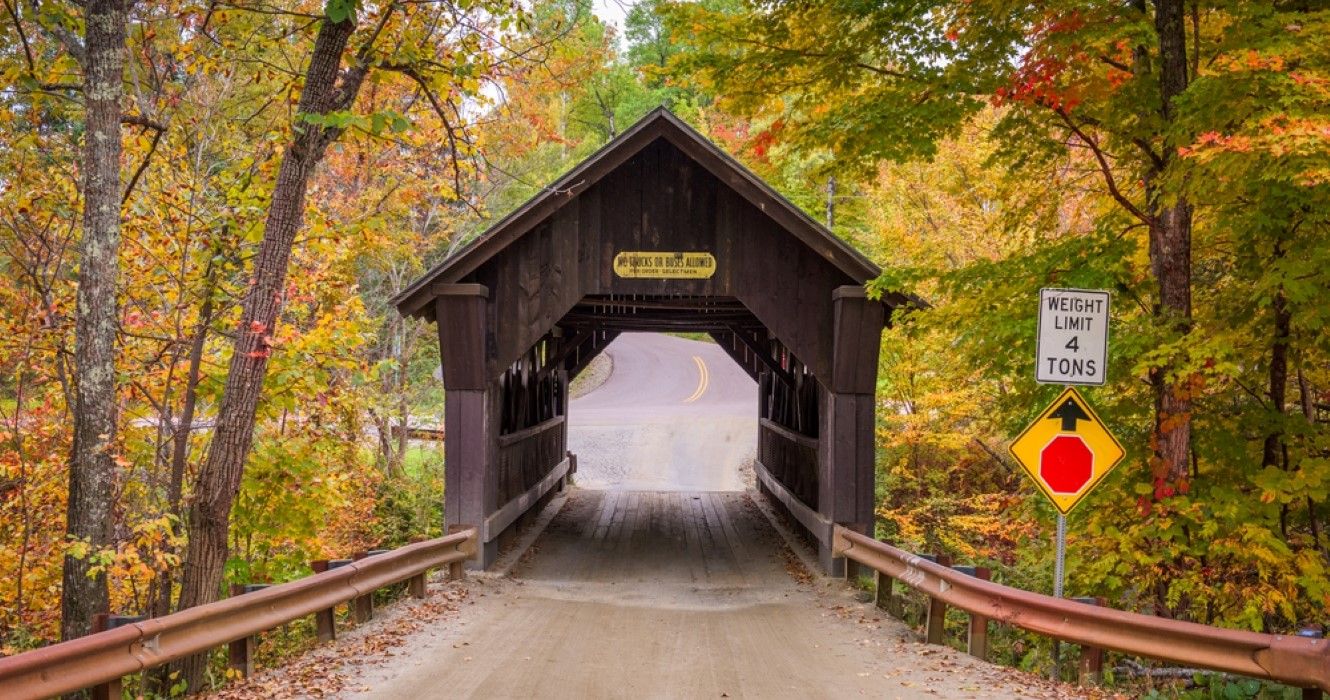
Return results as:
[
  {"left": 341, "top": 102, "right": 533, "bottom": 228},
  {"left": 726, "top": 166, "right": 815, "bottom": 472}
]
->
[{"left": 1040, "top": 435, "right": 1093, "bottom": 494}]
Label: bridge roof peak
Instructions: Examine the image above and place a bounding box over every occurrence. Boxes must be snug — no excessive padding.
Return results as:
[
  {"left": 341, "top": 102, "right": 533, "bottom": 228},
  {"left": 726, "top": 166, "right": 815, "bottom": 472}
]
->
[{"left": 394, "top": 107, "right": 886, "bottom": 319}]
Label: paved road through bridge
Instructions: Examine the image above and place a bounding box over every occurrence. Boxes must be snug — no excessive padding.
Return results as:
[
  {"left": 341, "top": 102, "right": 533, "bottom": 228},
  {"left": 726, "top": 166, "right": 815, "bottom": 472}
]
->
[{"left": 568, "top": 333, "right": 755, "bottom": 492}]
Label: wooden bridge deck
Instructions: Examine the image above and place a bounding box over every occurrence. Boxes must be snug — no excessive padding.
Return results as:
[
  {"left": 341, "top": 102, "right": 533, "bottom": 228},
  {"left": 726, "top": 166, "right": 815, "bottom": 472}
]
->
[{"left": 351, "top": 490, "right": 1061, "bottom": 699}]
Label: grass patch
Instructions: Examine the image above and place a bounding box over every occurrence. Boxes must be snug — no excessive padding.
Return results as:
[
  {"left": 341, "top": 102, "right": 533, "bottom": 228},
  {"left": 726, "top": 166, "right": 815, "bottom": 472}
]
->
[{"left": 402, "top": 445, "right": 443, "bottom": 480}]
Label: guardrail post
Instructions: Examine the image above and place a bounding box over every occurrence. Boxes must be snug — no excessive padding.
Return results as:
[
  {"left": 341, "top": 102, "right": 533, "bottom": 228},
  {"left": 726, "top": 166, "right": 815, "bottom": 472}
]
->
[
  {"left": 408, "top": 572, "right": 428, "bottom": 599},
  {"left": 311, "top": 560, "right": 337, "bottom": 642},
  {"left": 1072, "top": 597, "right": 1104, "bottom": 685},
  {"left": 923, "top": 553, "right": 951, "bottom": 645},
  {"left": 89, "top": 614, "right": 123, "bottom": 700},
  {"left": 227, "top": 585, "right": 256, "bottom": 677},
  {"left": 351, "top": 551, "right": 374, "bottom": 623},
  {"left": 874, "top": 569, "right": 901, "bottom": 617},
  {"left": 447, "top": 524, "right": 469, "bottom": 581},
  {"left": 404, "top": 538, "right": 429, "bottom": 599},
  {"left": 954, "top": 566, "right": 991, "bottom": 660},
  {"left": 1298, "top": 628, "right": 1324, "bottom": 699},
  {"left": 844, "top": 558, "right": 863, "bottom": 585}
]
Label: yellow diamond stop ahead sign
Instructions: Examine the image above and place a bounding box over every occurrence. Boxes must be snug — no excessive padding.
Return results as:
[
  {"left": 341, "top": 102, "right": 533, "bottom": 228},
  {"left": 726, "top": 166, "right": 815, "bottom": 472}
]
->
[{"left": 1009, "top": 387, "right": 1125, "bottom": 514}]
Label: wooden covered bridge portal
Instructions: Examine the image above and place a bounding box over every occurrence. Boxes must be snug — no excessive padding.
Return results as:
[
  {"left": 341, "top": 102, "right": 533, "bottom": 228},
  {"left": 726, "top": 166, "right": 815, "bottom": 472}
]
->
[{"left": 394, "top": 109, "right": 907, "bottom": 572}]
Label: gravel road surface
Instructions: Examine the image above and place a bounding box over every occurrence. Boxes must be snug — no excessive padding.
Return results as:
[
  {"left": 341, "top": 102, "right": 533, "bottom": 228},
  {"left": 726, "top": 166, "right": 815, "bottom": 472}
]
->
[{"left": 339, "top": 491, "right": 1077, "bottom": 700}]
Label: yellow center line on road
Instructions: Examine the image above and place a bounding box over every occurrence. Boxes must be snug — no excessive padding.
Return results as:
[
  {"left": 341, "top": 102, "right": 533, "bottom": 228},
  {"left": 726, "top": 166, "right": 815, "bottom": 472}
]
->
[{"left": 684, "top": 355, "right": 709, "bottom": 403}]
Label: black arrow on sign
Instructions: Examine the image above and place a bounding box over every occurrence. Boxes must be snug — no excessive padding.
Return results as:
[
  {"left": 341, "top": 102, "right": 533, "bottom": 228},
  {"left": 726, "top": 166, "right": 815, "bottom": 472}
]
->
[{"left": 1048, "top": 396, "right": 1090, "bottom": 431}]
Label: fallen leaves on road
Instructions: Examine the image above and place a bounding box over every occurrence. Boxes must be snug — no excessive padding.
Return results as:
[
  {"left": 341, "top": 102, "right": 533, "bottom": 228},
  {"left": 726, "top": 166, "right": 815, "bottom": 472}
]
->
[{"left": 206, "top": 581, "right": 470, "bottom": 700}]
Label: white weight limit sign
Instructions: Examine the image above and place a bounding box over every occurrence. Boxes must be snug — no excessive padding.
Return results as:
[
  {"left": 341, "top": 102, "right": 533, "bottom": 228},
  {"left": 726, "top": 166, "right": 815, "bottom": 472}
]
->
[{"left": 1036, "top": 288, "right": 1109, "bottom": 386}]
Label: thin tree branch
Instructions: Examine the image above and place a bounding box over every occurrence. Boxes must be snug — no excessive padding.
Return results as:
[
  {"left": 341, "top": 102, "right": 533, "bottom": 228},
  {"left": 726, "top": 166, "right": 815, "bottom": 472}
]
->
[
  {"left": 122, "top": 117, "right": 166, "bottom": 205},
  {"left": 1055, "top": 108, "right": 1152, "bottom": 226}
]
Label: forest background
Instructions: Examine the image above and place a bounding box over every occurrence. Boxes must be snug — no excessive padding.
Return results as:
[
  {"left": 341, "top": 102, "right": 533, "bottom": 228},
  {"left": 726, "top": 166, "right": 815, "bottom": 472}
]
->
[{"left": 1, "top": 0, "right": 1328, "bottom": 694}]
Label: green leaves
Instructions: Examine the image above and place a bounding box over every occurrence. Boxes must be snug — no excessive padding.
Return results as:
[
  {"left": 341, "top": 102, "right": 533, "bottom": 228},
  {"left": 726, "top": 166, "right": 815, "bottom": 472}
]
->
[
  {"left": 325, "top": 0, "right": 359, "bottom": 24},
  {"left": 300, "top": 109, "right": 411, "bottom": 135}
]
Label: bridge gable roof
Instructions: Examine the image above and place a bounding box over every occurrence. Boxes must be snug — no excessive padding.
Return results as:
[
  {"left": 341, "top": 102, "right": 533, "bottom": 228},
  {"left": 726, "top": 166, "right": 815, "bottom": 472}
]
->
[{"left": 393, "top": 108, "right": 884, "bottom": 318}]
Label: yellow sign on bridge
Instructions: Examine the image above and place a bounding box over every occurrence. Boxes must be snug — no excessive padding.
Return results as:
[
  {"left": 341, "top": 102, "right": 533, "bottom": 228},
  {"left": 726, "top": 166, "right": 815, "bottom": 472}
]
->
[{"left": 613, "top": 251, "right": 716, "bottom": 279}]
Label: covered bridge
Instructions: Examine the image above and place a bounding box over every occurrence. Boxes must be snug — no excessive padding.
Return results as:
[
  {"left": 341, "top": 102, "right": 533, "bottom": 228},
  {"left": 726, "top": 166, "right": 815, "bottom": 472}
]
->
[{"left": 393, "top": 108, "right": 908, "bottom": 571}]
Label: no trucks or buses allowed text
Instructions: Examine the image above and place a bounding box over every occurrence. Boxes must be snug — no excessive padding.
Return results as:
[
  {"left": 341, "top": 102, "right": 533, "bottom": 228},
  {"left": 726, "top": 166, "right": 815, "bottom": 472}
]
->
[{"left": 1036, "top": 288, "right": 1109, "bottom": 386}]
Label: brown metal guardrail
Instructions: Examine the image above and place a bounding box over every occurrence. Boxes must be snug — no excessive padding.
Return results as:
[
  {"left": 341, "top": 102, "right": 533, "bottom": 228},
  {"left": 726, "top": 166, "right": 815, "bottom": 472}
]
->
[
  {"left": 0, "top": 527, "right": 477, "bottom": 700},
  {"left": 832, "top": 526, "right": 1330, "bottom": 694}
]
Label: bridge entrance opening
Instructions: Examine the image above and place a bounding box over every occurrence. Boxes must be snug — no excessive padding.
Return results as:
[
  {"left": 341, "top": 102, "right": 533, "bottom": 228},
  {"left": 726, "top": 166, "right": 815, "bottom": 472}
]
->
[
  {"left": 393, "top": 109, "right": 908, "bottom": 572},
  {"left": 566, "top": 332, "right": 756, "bottom": 493}
]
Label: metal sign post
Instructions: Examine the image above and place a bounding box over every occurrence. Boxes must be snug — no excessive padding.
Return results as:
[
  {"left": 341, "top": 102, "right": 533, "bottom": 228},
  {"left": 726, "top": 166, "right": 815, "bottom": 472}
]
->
[
  {"left": 1054, "top": 513, "right": 1066, "bottom": 598},
  {"left": 1051, "top": 512, "right": 1066, "bottom": 679}
]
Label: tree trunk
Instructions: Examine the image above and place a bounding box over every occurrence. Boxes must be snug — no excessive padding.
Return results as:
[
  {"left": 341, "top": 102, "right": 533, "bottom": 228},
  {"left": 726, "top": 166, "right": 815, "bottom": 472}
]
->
[
  {"left": 825, "top": 176, "right": 836, "bottom": 229},
  {"left": 62, "top": 0, "right": 126, "bottom": 643},
  {"left": 1148, "top": 0, "right": 1194, "bottom": 484},
  {"left": 150, "top": 265, "right": 216, "bottom": 620},
  {"left": 146, "top": 270, "right": 215, "bottom": 694},
  {"left": 172, "top": 14, "right": 363, "bottom": 691},
  {"left": 1262, "top": 287, "right": 1289, "bottom": 470}
]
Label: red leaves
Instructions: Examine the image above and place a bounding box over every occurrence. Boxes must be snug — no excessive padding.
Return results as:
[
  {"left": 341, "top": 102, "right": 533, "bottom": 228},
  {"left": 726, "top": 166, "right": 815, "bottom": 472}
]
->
[
  {"left": 1148, "top": 476, "right": 1186, "bottom": 503},
  {"left": 992, "top": 54, "right": 1080, "bottom": 111},
  {"left": 749, "top": 119, "right": 784, "bottom": 162},
  {"left": 1106, "top": 68, "right": 1131, "bottom": 90},
  {"left": 991, "top": 10, "right": 1099, "bottom": 111},
  {"left": 1037, "top": 11, "right": 1086, "bottom": 37},
  {"left": 1180, "top": 129, "right": 1258, "bottom": 158}
]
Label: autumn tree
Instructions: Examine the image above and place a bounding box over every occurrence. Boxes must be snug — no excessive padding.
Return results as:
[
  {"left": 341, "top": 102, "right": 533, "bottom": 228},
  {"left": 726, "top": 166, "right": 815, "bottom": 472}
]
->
[
  {"left": 61, "top": 0, "right": 129, "bottom": 644},
  {"left": 171, "top": 0, "right": 523, "bottom": 688},
  {"left": 665, "top": 0, "right": 1204, "bottom": 483}
]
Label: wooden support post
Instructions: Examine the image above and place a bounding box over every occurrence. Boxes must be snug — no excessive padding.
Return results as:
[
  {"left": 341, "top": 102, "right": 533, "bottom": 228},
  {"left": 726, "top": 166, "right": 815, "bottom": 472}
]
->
[
  {"left": 955, "top": 566, "right": 991, "bottom": 660},
  {"left": 408, "top": 573, "right": 427, "bottom": 599},
  {"left": 351, "top": 551, "right": 373, "bottom": 623},
  {"left": 444, "top": 385, "right": 500, "bottom": 569},
  {"left": 435, "top": 288, "right": 500, "bottom": 570},
  {"left": 1078, "top": 644, "right": 1104, "bottom": 687},
  {"left": 227, "top": 584, "right": 256, "bottom": 677},
  {"left": 844, "top": 558, "right": 867, "bottom": 584},
  {"left": 310, "top": 560, "right": 336, "bottom": 642},
  {"left": 816, "top": 386, "right": 875, "bottom": 574},
  {"left": 89, "top": 614, "right": 123, "bottom": 700},
  {"left": 228, "top": 636, "right": 256, "bottom": 678},
  {"left": 924, "top": 554, "right": 952, "bottom": 645},
  {"left": 1074, "top": 597, "right": 1105, "bottom": 685},
  {"left": 816, "top": 288, "right": 884, "bottom": 575},
  {"left": 447, "top": 524, "right": 469, "bottom": 581},
  {"left": 874, "top": 570, "right": 901, "bottom": 617}
]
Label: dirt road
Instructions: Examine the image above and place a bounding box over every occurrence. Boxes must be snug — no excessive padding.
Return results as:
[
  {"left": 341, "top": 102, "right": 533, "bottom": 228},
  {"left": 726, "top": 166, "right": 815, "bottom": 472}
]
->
[{"left": 343, "top": 490, "right": 1073, "bottom": 699}]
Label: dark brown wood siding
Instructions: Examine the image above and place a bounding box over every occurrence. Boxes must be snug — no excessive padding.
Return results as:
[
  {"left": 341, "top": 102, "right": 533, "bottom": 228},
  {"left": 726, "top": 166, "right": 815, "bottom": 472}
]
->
[{"left": 463, "top": 138, "right": 854, "bottom": 383}]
